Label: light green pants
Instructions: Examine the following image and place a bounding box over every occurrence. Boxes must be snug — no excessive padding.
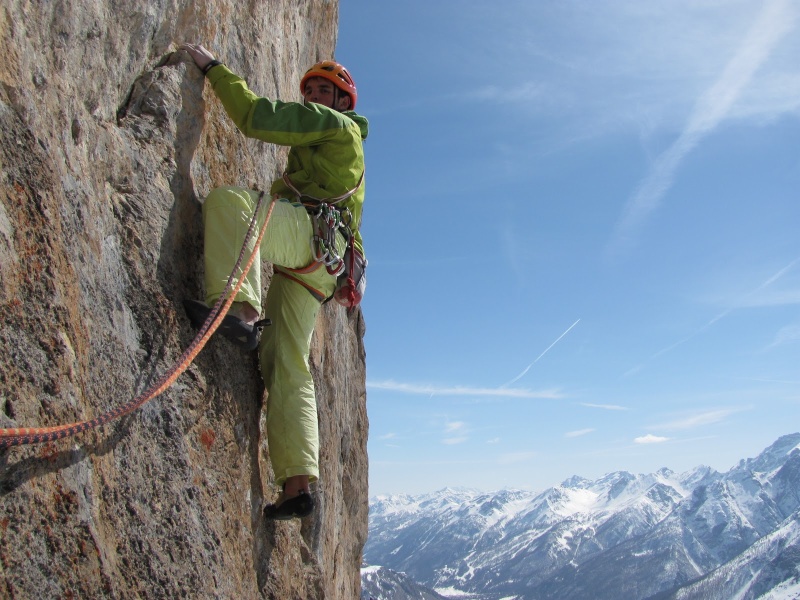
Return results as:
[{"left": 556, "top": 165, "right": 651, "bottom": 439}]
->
[{"left": 202, "top": 186, "right": 343, "bottom": 486}]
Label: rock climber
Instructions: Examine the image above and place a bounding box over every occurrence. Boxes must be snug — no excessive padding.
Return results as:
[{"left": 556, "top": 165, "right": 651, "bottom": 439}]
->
[{"left": 179, "top": 43, "right": 368, "bottom": 520}]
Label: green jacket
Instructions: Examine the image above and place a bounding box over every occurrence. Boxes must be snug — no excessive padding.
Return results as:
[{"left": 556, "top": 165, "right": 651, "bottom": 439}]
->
[{"left": 206, "top": 65, "right": 368, "bottom": 254}]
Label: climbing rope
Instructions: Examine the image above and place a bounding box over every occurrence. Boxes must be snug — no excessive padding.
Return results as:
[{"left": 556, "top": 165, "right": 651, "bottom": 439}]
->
[{"left": 0, "top": 192, "right": 276, "bottom": 449}]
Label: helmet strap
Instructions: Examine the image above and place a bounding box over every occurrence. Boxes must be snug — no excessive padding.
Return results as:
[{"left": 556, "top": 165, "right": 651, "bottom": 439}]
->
[{"left": 333, "top": 86, "right": 345, "bottom": 112}]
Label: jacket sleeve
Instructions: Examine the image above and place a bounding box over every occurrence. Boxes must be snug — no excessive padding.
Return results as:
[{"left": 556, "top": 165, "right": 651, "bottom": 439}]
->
[{"left": 206, "top": 65, "right": 352, "bottom": 147}]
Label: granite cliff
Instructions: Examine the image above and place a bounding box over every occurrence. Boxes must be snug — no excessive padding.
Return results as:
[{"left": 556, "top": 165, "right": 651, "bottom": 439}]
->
[{"left": 0, "top": 1, "right": 369, "bottom": 598}]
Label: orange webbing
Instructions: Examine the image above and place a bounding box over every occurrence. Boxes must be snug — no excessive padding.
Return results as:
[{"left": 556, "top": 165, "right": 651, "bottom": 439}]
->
[
  {"left": 0, "top": 194, "right": 276, "bottom": 448},
  {"left": 284, "top": 261, "right": 322, "bottom": 275},
  {"left": 274, "top": 269, "right": 327, "bottom": 303}
]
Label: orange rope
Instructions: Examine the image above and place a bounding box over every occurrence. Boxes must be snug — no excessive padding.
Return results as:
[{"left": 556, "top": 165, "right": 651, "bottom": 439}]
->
[{"left": 0, "top": 193, "right": 276, "bottom": 448}]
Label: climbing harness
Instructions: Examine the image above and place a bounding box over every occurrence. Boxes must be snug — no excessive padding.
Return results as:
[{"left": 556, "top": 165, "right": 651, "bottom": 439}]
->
[
  {"left": 281, "top": 171, "right": 368, "bottom": 307},
  {"left": 282, "top": 171, "right": 364, "bottom": 207},
  {"left": 0, "top": 192, "right": 276, "bottom": 448}
]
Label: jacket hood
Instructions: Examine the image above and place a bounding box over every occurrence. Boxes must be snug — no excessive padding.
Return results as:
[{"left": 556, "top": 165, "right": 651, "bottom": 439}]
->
[{"left": 343, "top": 111, "right": 369, "bottom": 141}]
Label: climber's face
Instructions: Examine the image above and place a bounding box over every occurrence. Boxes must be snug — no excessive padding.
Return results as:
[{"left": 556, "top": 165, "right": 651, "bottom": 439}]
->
[{"left": 303, "top": 77, "right": 351, "bottom": 111}]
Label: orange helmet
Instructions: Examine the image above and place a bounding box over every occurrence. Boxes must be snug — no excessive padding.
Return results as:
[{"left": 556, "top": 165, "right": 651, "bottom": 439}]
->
[{"left": 300, "top": 60, "right": 358, "bottom": 110}]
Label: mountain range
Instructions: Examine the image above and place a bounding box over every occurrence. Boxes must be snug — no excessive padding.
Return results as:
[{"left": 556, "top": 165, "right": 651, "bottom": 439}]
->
[{"left": 362, "top": 433, "right": 800, "bottom": 600}]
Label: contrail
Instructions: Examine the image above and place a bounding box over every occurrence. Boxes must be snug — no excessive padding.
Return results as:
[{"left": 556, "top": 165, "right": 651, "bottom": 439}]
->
[
  {"left": 624, "top": 255, "right": 800, "bottom": 377},
  {"left": 608, "top": 0, "right": 795, "bottom": 258},
  {"left": 502, "top": 319, "right": 581, "bottom": 387}
]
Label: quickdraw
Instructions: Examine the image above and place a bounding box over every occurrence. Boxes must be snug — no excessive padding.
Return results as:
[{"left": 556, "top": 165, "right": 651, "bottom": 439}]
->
[
  {"left": 309, "top": 202, "right": 352, "bottom": 276},
  {"left": 0, "top": 193, "right": 276, "bottom": 448}
]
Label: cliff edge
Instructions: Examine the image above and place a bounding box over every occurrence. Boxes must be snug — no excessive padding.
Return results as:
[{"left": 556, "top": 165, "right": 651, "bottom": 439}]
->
[{"left": 0, "top": 1, "right": 369, "bottom": 598}]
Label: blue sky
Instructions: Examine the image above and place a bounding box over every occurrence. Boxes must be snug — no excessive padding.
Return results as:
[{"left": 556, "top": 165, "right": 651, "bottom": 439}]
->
[{"left": 334, "top": 0, "right": 800, "bottom": 496}]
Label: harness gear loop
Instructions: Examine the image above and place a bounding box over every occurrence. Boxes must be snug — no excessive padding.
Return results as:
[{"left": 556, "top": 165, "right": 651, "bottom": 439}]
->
[
  {"left": 0, "top": 192, "right": 276, "bottom": 448},
  {"left": 281, "top": 170, "right": 364, "bottom": 206}
]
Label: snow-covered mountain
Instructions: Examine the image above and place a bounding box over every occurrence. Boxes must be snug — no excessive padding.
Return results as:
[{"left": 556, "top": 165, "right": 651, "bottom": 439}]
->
[
  {"left": 361, "top": 565, "right": 452, "bottom": 600},
  {"left": 363, "top": 433, "right": 800, "bottom": 600},
  {"left": 668, "top": 509, "right": 800, "bottom": 600}
]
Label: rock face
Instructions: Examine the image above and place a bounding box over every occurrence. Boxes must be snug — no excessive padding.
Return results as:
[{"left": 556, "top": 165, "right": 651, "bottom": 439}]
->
[{"left": 0, "top": 1, "right": 369, "bottom": 598}]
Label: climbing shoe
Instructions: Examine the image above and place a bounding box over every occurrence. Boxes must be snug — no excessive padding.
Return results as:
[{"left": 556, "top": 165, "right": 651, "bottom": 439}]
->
[
  {"left": 183, "top": 299, "right": 270, "bottom": 351},
  {"left": 263, "top": 491, "right": 315, "bottom": 520}
]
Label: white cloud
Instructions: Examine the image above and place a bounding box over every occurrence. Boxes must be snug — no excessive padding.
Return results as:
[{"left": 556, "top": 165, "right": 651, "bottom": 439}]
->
[
  {"left": 609, "top": 0, "right": 797, "bottom": 256},
  {"left": 742, "top": 290, "right": 800, "bottom": 308},
  {"left": 444, "top": 421, "right": 466, "bottom": 433},
  {"left": 565, "top": 429, "right": 595, "bottom": 438},
  {"left": 485, "top": 2, "right": 797, "bottom": 125},
  {"left": 366, "top": 379, "right": 564, "bottom": 399},
  {"left": 655, "top": 407, "right": 746, "bottom": 430},
  {"left": 625, "top": 257, "right": 800, "bottom": 374},
  {"left": 443, "top": 437, "right": 468, "bottom": 446},
  {"left": 580, "top": 402, "right": 629, "bottom": 411},
  {"left": 635, "top": 434, "right": 670, "bottom": 444},
  {"left": 442, "top": 421, "right": 469, "bottom": 445},
  {"left": 720, "top": 256, "right": 800, "bottom": 311},
  {"left": 766, "top": 322, "right": 800, "bottom": 350}
]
